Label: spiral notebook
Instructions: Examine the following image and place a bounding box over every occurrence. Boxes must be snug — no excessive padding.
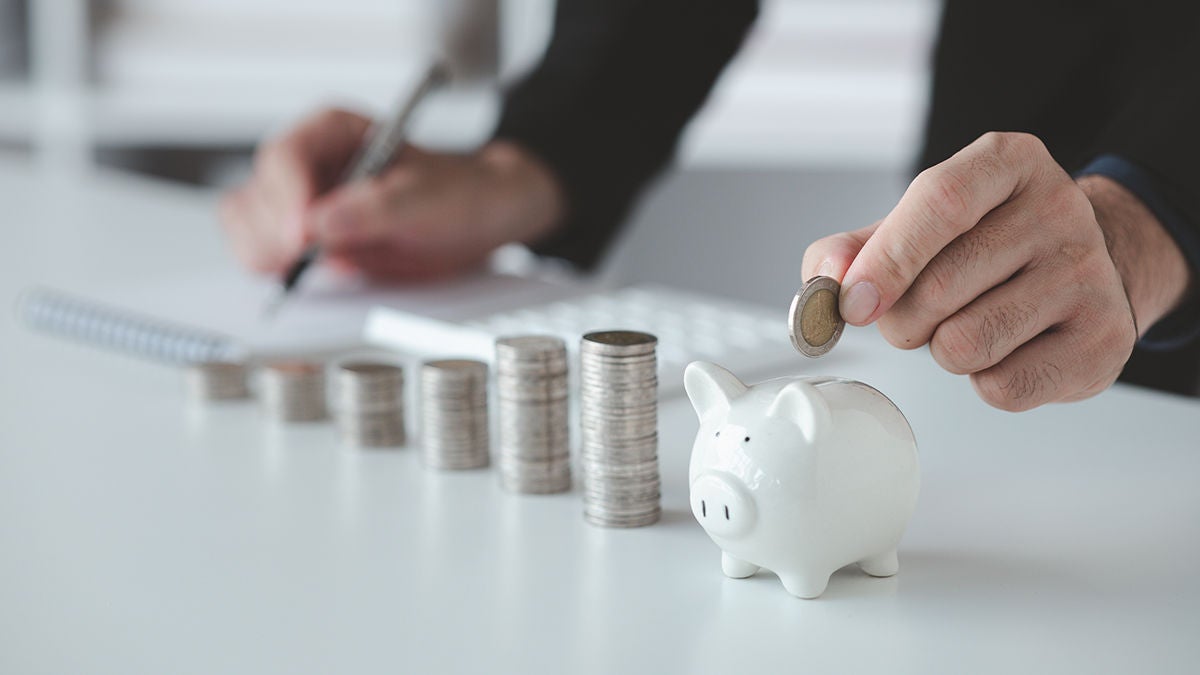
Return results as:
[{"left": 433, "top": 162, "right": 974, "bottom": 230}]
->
[
  {"left": 19, "top": 267, "right": 584, "bottom": 365},
  {"left": 19, "top": 267, "right": 809, "bottom": 393}
]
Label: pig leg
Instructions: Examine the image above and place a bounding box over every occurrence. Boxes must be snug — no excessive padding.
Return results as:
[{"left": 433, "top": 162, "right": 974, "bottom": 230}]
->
[
  {"left": 778, "top": 571, "right": 831, "bottom": 599},
  {"left": 858, "top": 550, "right": 899, "bottom": 577},
  {"left": 721, "top": 552, "right": 760, "bottom": 579}
]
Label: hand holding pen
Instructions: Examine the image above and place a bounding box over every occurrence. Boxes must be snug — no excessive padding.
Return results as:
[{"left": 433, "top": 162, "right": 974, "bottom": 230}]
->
[{"left": 217, "top": 63, "right": 565, "bottom": 310}]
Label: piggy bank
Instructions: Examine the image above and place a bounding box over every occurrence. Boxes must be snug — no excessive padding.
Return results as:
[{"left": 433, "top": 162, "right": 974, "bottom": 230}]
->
[{"left": 684, "top": 361, "right": 919, "bottom": 599}]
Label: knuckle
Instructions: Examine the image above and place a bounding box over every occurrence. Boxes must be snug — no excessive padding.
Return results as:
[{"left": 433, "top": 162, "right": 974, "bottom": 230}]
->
[
  {"left": 313, "top": 106, "right": 345, "bottom": 126},
  {"left": 912, "top": 256, "right": 960, "bottom": 303},
  {"left": 989, "top": 131, "right": 1046, "bottom": 161},
  {"left": 931, "top": 316, "right": 984, "bottom": 374},
  {"left": 258, "top": 139, "right": 299, "bottom": 173},
  {"left": 971, "top": 365, "right": 1044, "bottom": 412},
  {"left": 975, "top": 131, "right": 1009, "bottom": 155},
  {"left": 875, "top": 232, "right": 925, "bottom": 287},
  {"left": 939, "top": 300, "right": 1042, "bottom": 374},
  {"left": 914, "top": 166, "right": 973, "bottom": 232},
  {"left": 1046, "top": 181, "right": 1093, "bottom": 222}
]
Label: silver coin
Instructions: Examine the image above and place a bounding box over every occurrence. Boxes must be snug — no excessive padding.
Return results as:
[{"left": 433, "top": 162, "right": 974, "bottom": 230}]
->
[
  {"left": 580, "top": 330, "right": 657, "bottom": 356},
  {"left": 494, "top": 335, "right": 572, "bottom": 494},
  {"left": 789, "top": 275, "right": 845, "bottom": 358},
  {"left": 185, "top": 360, "right": 250, "bottom": 402},
  {"left": 420, "top": 359, "right": 489, "bottom": 470},
  {"left": 259, "top": 360, "right": 328, "bottom": 422},
  {"left": 578, "top": 332, "right": 661, "bottom": 528},
  {"left": 332, "top": 360, "right": 406, "bottom": 447}
]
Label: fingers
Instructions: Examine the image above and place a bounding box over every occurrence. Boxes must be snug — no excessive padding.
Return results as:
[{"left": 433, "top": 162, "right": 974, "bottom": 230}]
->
[
  {"left": 927, "top": 269, "right": 1067, "bottom": 375},
  {"left": 255, "top": 108, "right": 371, "bottom": 227},
  {"left": 307, "top": 176, "right": 409, "bottom": 250},
  {"left": 800, "top": 221, "right": 880, "bottom": 281},
  {"left": 261, "top": 108, "right": 372, "bottom": 194},
  {"left": 878, "top": 200, "right": 1036, "bottom": 348},
  {"left": 307, "top": 147, "right": 460, "bottom": 250},
  {"left": 969, "top": 326, "right": 1127, "bottom": 412},
  {"left": 219, "top": 184, "right": 304, "bottom": 274},
  {"left": 840, "top": 132, "right": 1049, "bottom": 325},
  {"left": 219, "top": 107, "right": 372, "bottom": 275}
]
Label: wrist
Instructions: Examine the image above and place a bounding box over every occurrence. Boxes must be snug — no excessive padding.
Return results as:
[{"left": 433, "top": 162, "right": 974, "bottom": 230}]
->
[
  {"left": 1077, "top": 174, "right": 1194, "bottom": 335},
  {"left": 476, "top": 140, "right": 565, "bottom": 248}
]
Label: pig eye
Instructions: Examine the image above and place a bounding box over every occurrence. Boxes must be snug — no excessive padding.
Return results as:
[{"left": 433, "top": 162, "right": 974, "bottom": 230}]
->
[
  {"left": 715, "top": 431, "right": 720, "bottom": 438},
  {"left": 744, "top": 436, "right": 750, "bottom": 442}
]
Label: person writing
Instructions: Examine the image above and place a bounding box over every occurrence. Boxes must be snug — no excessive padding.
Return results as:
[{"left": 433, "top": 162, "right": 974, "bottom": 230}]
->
[{"left": 220, "top": 0, "right": 1200, "bottom": 407}]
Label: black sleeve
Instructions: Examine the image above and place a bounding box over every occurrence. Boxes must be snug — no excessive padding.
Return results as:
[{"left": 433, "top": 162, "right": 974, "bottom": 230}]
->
[
  {"left": 493, "top": 0, "right": 759, "bottom": 269},
  {"left": 1091, "top": 13, "right": 1200, "bottom": 258},
  {"left": 1089, "top": 8, "right": 1200, "bottom": 345}
]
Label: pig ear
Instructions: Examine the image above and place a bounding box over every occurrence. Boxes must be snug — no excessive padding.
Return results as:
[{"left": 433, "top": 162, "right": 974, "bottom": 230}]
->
[
  {"left": 684, "top": 361, "right": 747, "bottom": 422},
  {"left": 767, "top": 380, "right": 831, "bottom": 443}
]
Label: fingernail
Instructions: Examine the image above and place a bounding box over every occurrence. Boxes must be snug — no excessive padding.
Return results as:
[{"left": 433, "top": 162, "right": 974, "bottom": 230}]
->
[
  {"left": 815, "top": 260, "right": 834, "bottom": 278},
  {"left": 841, "top": 281, "right": 880, "bottom": 324}
]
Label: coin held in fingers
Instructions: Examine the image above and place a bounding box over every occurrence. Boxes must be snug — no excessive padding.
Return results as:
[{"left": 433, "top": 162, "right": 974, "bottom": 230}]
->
[{"left": 789, "top": 276, "right": 844, "bottom": 358}]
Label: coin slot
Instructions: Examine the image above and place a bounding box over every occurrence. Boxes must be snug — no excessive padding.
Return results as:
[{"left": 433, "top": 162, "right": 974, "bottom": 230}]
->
[{"left": 724, "top": 505, "right": 730, "bottom": 520}]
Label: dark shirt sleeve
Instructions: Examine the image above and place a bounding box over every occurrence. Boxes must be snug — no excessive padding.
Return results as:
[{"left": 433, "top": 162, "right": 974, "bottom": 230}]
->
[
  {"left": 1084, "top": 19, "right": 1200, "bottom": 347},
  {"left": 492, "top": 0, "right": 759, "bottom": 269},
  {"left": 1078, "top": 155, "right": 1200, "bottom": 349}
]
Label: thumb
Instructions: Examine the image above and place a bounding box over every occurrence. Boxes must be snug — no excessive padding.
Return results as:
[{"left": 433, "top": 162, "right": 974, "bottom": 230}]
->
[{"left": 800, "top": 221, "right": 881, "bottom": 283}]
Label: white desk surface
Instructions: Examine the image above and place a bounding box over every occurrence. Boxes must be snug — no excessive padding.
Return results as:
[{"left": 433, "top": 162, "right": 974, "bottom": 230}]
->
[{"left": 2, "top": 159, "right": 1199, "bottom": 674}]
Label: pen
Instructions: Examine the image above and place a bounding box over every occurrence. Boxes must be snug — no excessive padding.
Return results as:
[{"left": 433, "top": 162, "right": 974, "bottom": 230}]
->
[{"left": 263, "top": 60, "right": 450, "bottom": 317}]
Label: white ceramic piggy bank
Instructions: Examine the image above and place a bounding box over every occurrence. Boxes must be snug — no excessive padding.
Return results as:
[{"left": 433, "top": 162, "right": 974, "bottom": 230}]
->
[{"left": 684, "top": 361, "right": 919, "bottom": 599}]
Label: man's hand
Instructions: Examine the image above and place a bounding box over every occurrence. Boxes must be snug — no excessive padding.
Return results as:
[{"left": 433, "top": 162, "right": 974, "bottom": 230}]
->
[
  {"left": 220, "top": 107, "right": 564, "bottom": 281},
  {"left": 802, "top": 132, "right": 1192, "bottom": 411}
]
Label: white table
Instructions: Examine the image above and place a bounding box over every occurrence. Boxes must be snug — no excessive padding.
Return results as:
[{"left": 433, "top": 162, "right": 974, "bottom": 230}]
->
[{"left": 2, "top": 159, "right": 1198, "bottom": 674}]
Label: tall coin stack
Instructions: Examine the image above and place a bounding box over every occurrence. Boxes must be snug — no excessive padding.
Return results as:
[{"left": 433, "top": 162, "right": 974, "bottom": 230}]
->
[
  {"left": 185, "top": 361, "right": 250, "bottom": 402},
  {"left": 333, "top": 361, "right": 406, "bottom": 447},
  {"left": 494, "top": 336, "right": 571, "bottom": 494},
  {"left": 579, "top": 330, "right": 661, "bottom": 527},
  {"left": 420, "top": 359, "right": 490, "bottom": 469},
  {"left": 260, "top": 361, "right": 328, "bottom": 422}
]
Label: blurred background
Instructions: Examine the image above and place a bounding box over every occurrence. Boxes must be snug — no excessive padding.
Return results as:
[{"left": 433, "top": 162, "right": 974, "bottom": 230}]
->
[{"left": 0, "top": 0, "right": 938, "bottom": 299}]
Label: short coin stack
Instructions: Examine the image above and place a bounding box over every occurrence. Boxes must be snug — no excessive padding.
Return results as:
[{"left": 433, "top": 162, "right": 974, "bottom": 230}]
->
[
  {"left": 420, "top": 359, "right": 490, "bottom": 469},
  {"left": 579, "top": 330, "right": 661, "bottom": 527},
  {"left": 333, "top": 361, "right": 406, "bottom": 447},
  {"left": 185, "top": 360, "right": 250, "bottom": 402},
  {"left": 260, "top": 360, "right": 327, "bottom": 422},
  {"left": 494, "top": 336, "right": 571, "bottom": 494}
]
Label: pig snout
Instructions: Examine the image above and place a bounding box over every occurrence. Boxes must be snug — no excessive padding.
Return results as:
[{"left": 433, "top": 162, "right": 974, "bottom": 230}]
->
[{"left": 690, "top": 471, "right": 756, "bottom": 539}]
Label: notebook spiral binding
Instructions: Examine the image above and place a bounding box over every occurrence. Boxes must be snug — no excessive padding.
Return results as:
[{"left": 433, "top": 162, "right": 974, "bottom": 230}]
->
[{"left": 18, "top": 287, "right": 244, "bottom": 365}]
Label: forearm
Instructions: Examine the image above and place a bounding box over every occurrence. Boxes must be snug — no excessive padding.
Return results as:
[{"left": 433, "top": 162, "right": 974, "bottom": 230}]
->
[
  {"left": 1078, "top": 175, "right": 1194, "bottom": 336},
  {"left": 494, "top": 0, "right": 759, "bottom": 268}
]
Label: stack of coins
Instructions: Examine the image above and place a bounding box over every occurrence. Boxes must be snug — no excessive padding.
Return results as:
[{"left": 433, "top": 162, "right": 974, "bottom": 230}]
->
[
  {"left": 494, "top": 336, "right": 571, "bottom": 493},
  {"left": 259, "top": 360, "right": 327, "bottom": 422},
  {"left": 579, "top": 330, "right": 661, "bottom": 527},
  {"left": 333, "top": 361, "right": 406, "bottom": 447},
  {"left": 420, "top": 359, "right": 490, "bottom": 469},
  {"left": 185, "top": 361, "right": 250, "bottom": 402}
]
